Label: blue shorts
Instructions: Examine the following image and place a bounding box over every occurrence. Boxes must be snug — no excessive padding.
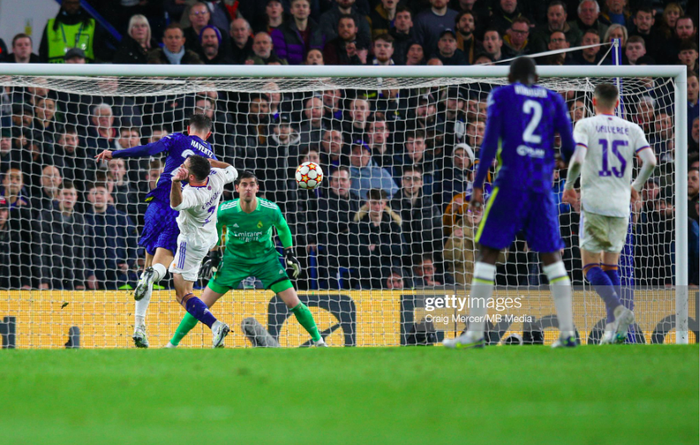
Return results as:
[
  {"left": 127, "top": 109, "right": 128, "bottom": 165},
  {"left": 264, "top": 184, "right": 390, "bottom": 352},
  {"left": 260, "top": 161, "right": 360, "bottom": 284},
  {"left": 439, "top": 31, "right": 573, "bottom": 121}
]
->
[
  {"left": 140, "top": 200, "right": 179, "bottom": 255},
  {"left": 475, "top": 186, "right": 564, "bottom": 253}
]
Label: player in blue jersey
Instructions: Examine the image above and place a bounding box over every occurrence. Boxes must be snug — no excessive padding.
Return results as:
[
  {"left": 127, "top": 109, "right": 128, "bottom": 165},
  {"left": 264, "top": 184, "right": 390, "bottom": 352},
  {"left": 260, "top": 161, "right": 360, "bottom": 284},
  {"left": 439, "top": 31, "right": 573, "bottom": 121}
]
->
[
  {"left": 95, "top": 114, "right": 217, "bottom": 348},
  {"left": 443, "top": 58, "right": 578, "bottom": 350}
]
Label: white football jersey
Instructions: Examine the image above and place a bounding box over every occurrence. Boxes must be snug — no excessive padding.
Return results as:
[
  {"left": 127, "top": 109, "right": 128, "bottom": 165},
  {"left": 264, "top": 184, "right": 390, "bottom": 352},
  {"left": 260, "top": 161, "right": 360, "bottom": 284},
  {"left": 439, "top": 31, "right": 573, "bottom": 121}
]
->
[
  {"left": 573, "top": 114, "right": 650, "bottom": 217},
  {"left": 173, "top": 166, "right": 238, "bottom": 242}
]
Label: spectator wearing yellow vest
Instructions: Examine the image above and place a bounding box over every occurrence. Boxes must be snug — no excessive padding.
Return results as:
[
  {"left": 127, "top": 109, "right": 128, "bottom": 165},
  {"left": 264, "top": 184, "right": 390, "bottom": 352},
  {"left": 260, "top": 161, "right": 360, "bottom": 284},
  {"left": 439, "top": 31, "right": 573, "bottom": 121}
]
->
[{"left": 39, "top": 0, "right": 96, "bottom": 63}]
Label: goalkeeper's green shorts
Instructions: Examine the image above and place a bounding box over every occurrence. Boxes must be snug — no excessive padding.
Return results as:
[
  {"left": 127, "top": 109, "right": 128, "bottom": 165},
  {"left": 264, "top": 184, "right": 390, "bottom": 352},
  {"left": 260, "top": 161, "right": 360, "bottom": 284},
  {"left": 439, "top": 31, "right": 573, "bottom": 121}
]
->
[{"left": 207, "top": 254, "right": 293, "bottom": 295}]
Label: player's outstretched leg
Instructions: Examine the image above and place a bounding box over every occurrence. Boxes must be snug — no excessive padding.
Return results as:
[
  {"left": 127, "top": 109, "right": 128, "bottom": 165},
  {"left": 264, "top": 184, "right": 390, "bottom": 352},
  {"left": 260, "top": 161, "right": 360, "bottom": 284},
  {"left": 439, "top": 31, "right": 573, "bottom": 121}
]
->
[
  {"left": 179, "top": 293, "right": 229, "bottom": 348},
  {"left": 276, "top": 284, "right": 325, "bottom": 347},
  {"left": 166, "top": 284, "right": 227, "bottom": 348},
  {"left": 541, "top": 254, "right": 576, "bottom": 348},
  {"left": 443, "top": 249, "right": 500, "bottom": 349}
]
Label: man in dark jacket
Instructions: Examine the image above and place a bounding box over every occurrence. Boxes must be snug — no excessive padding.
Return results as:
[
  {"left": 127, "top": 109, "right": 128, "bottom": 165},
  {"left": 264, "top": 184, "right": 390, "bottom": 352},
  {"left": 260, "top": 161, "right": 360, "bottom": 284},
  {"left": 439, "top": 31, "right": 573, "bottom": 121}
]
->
[
  {"left": 390, "top": 6, "right": 415, "bottom": 65},
  {"left": 35, "top": 182, "right": 95, "bottom": 290},
  {"left": 147, "top": 23, "right": 203, "bottom": 65},
  {"left": 84, "top": 184, "right": 139, "bottom": 290},
  {"left": 323, "top": 15, "right": 365, "bottom": 65},
  {"left": 235, "top": 94, "right": 271, "bottom": 172},
  {"left": 319, "top": 0, "right": 371, "bottom": 50},
  {"left": 390, "top": 165, "right": 443, "bottom": 266},
  {"left": 229, "top": 18, "right": 254, "bottom": 64},
  {"left": 5, "top": 34, "right": 40, "bottom": 64},
  {"left": 271, "top": 0, "right": 324, "bottom": 65},
  {"left": 350, "top": 188, "right": 406, "bottom": 289},
  {"left": 200, "top": 25, "right": 234, "bottom": 64},
  {"left": 0, "top": 196, "right": 31, "bottom": 289},
  {"left": 317, "top": 167, "right": 360, "bottom": 288}
]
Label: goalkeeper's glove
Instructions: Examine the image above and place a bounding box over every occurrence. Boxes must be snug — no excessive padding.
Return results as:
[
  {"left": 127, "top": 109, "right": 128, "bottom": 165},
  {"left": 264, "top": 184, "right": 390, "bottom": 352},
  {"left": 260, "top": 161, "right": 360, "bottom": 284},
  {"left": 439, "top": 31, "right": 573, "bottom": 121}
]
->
[
  {"left": 200, "top": 250, "right": 222, "bottom": 280},
  {"left": 284, "top": 248, "right": 301, "bottom": 279}
]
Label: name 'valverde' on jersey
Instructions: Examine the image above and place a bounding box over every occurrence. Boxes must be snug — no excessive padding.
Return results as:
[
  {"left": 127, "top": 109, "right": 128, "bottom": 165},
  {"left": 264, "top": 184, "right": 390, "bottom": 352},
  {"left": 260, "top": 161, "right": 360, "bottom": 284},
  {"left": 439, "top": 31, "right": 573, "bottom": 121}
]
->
[
  {"left": 475, "top": 82, "right": 575, "bottom": 193},
  {"left": 112, "top": 132, "right": 217, "bottom": 203}
]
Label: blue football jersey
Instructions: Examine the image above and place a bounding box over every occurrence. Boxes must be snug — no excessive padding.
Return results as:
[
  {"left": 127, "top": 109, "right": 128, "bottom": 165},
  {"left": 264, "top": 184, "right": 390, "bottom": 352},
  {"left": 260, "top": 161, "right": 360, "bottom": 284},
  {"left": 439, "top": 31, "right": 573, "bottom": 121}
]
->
[
  {"left": 112, "top": 133, "right": 217, "bottom": 203},
  {"left": 474, "top": 82, "right": 575, "bottom": 193}
]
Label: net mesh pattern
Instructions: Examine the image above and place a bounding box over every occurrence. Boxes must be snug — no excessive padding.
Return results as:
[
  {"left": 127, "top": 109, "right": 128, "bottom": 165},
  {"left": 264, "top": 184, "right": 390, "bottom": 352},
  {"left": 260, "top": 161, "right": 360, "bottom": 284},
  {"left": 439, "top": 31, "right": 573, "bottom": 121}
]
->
[{"left": 0, "top": 73, "right": 687, "bottom": 348}]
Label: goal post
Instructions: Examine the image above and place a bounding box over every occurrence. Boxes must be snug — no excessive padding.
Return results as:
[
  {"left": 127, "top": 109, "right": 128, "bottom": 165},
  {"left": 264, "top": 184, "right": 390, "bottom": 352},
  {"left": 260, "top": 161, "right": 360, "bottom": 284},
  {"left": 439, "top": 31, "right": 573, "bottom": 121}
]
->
[{"left": 0, "top": 63, "right": 690, "bottom": 347}]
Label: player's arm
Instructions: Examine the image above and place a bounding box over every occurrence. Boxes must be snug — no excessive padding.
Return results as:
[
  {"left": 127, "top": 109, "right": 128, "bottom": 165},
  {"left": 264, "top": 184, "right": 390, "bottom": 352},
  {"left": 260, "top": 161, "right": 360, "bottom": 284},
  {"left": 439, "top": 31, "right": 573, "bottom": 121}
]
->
[
  {"left": 207, "top": 158, "right": 230, "bottom": 169},
  {"left": 562, "top": 120, "right": 587, "bottom": 211},
  {"left": 94, "top": 138, "right": 170, "bottom": 162},
  {"left": 273, "top": 210, "right": 301, "bottom": 278},
  {"left": 471, "top": 92, "right": 502, "bottom": 209},
  {"left": 207, "top": 159, "right": 238, "bottom": 185},
  {"left": 170, "top": 165, "right": 190, "bottom": 210},
  {"left": 553, "top": 93, "right": 576, "bottom": 162},
  {"left": 632, "top": 127, "right": 656, "bottom": 193},
  {"left": 563, "top": 120, "right": 588, "bottom": 191}
]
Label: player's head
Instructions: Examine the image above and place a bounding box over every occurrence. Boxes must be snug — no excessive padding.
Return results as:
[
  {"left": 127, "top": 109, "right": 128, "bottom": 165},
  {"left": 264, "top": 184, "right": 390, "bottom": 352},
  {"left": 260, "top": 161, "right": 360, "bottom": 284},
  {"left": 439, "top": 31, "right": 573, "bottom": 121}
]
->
[
  {"left": 235, "top": 170, "right": 259, "bottom": 202},
  {"left": 508, "top": 57, "right": 538, "bottom": 86},
  {"left": 187, "top": 113, "right": 213, "bottom": 139},
  {"left": 593, "top": 83, "right": 620, "bottom": 112},
  {"left": 184, "top": 155, "right": 211, "bottom": 182}
]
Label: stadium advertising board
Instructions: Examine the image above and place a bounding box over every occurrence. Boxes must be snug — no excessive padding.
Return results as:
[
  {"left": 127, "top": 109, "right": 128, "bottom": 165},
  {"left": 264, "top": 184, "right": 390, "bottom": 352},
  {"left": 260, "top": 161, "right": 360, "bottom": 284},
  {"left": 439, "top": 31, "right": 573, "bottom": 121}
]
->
[{"left": 0, "top": 290, "right": 696, "bottom": 348}]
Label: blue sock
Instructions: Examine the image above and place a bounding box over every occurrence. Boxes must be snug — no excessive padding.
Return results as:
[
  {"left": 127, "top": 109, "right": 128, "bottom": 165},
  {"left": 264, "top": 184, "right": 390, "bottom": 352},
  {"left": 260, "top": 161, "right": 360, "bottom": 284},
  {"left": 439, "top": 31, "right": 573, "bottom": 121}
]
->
[
  {"left": 585, "top": 265, "right": 621, "bottom": 323},
  {"left": 185, "top": 296, "right": 217, "bottom": 329},
  {"left": 603, "top": 264, "right": 634, "bottom": 311},
  {"left": 603, "top": 266, "right": 622, "bottom": 323}
]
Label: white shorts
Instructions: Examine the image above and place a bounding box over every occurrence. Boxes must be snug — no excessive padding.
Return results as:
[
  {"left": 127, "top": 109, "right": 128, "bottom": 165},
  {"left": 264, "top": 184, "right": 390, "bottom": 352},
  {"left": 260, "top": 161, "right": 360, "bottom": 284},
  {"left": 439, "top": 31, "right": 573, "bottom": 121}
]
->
[
  {"left": 579, "top": 211, "right": 629, "bottom": 253},
  {"left": 169, "top": 234, "right": 217, "bottom": 282}
]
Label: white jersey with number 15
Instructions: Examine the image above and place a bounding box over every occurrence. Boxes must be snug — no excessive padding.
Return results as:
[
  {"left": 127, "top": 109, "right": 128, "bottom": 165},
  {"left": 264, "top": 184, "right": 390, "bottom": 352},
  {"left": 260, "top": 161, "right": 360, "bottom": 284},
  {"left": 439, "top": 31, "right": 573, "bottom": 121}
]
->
[{"left": 573, "top": 114, "right": 650, "bottom": 217}]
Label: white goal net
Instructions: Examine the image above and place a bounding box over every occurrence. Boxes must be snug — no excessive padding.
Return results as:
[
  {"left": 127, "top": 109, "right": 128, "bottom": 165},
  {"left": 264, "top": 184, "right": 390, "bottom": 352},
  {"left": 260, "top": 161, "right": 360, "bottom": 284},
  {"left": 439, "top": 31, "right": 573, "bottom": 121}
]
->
[{"left": 0, "top": 65, "right": 691, "bottom": 348}]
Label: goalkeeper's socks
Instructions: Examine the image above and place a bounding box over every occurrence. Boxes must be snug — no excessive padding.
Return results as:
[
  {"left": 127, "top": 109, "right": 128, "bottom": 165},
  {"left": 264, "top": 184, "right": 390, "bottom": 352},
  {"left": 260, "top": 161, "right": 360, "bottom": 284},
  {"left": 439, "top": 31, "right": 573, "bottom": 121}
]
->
[
  {"left": 152, "top": 263, "right": 167, "bottom": 283},
  {"left": 585, "top": 264, "right": 622, "bottom": 323},
  {"left": 170, "top": 313, "right": 199, "bottom": 346},
  {"left": 291, "top": 302, "right": 322, "bottom": 342},
  {"left": 544, "top": 262, "right": 575, "bottom": 337},
  {"left": 184, "top": 296, "right": 217, "bottom": 329},
  {"left": 467, "top": 262, "right": 496, "bottom": 338}
]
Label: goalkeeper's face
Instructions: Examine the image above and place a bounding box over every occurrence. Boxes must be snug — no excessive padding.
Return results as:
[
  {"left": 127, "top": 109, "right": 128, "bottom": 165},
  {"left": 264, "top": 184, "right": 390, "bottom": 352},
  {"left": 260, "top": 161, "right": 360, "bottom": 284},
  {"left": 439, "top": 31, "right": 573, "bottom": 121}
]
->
[{"left": 236, "top": 178, "right": 259, "bottom": 202}]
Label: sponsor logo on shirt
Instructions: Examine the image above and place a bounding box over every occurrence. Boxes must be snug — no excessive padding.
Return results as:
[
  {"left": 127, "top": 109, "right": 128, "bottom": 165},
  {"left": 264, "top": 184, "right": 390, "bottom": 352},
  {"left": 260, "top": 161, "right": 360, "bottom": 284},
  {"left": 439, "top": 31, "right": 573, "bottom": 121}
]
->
[{"left": 516, "top": 145, "right": 545, "bottom": 158}]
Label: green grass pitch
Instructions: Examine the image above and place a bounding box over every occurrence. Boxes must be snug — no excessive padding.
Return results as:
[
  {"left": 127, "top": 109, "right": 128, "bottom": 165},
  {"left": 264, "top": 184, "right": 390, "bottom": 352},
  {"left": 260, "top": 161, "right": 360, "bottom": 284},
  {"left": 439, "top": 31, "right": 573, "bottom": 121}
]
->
[{"left": 1, "top": 346, "right": 697, "bottom": 444}]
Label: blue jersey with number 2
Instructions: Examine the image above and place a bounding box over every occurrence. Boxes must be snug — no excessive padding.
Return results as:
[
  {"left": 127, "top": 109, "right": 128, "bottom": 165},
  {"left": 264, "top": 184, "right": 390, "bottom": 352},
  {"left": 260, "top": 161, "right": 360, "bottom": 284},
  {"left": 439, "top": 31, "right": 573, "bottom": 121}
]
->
[{"left": 473, "top": 82, "right": 575, "bottom": 193}]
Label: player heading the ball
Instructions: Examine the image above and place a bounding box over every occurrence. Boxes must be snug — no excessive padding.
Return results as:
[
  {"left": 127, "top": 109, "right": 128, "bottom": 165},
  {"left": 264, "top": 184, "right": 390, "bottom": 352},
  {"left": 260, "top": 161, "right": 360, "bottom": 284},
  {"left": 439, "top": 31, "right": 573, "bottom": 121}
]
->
[
  {"left": 563, "top": 83, "right": 657, "bottom": 345},
  {"left": 169, "top": 155, "right": 238, "bottom": 347},
  {"left": 95, "top": 113, "right": 217, "bottom": 348},
  {"left": 443, "top": 57, "right": 578, "bottom": 350},
  {"left": 166, "top": 171, "right": 327, "bottom": 348}
]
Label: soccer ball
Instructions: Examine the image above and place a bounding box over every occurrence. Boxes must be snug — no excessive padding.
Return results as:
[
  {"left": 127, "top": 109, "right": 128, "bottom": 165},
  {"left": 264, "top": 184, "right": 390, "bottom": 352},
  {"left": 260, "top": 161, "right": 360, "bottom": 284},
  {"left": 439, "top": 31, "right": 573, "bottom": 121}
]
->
[{"left": 295, "top": 162, "right": 324, "bottom": 190}]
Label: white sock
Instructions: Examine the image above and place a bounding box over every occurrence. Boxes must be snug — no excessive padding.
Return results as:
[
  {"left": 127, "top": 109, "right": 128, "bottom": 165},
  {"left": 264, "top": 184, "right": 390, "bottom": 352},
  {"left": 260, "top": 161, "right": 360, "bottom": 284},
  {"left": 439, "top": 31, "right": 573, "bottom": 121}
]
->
[
  {"left": 466, "top": 262, "right": 496, "bottom": 338},
  {"left": 544, "top": 261, "right": 574, "bottom": 337},
  {"left": 135, "top": 290, "right": 151, "bottom": 328},
  {"left": 152, "top": 263, "right": 167, "bottom": 283}
]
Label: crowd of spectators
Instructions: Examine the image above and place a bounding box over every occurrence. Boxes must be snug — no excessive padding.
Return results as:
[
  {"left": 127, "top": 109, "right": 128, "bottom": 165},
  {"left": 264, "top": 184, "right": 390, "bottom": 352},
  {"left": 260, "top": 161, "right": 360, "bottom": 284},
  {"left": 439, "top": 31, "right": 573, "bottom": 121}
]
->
[{"left": 0, "top": 0, "right": 697, "bottom": 291}]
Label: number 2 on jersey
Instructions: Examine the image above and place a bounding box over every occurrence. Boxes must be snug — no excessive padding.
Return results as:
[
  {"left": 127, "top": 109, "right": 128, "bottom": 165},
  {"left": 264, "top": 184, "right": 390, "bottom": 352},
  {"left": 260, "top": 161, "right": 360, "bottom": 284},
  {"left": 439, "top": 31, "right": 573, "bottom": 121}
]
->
[
  {"left": 523, "top": 100, "right": 543, "bottom": 144},
  {"left": 203, "top": 205, "right": 216, "bottom": 226},
  {"left": 598, "top": 139, "right": 628, "bottom": 178}
]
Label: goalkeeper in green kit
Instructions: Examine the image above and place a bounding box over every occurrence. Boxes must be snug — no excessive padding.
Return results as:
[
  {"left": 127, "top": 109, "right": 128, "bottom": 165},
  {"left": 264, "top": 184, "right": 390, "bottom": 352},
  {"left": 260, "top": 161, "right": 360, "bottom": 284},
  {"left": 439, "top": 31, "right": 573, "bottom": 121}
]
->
[{"left": 166, "top": 171, "right": 327, "bottom": 348}]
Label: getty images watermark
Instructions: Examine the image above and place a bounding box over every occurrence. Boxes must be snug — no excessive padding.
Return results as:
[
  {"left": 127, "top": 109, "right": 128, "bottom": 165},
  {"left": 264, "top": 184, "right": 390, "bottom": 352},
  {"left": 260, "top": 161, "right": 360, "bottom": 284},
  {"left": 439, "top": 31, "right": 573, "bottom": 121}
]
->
[{"left": 424, "top": 295, "right": 533, "bottom": 324}]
